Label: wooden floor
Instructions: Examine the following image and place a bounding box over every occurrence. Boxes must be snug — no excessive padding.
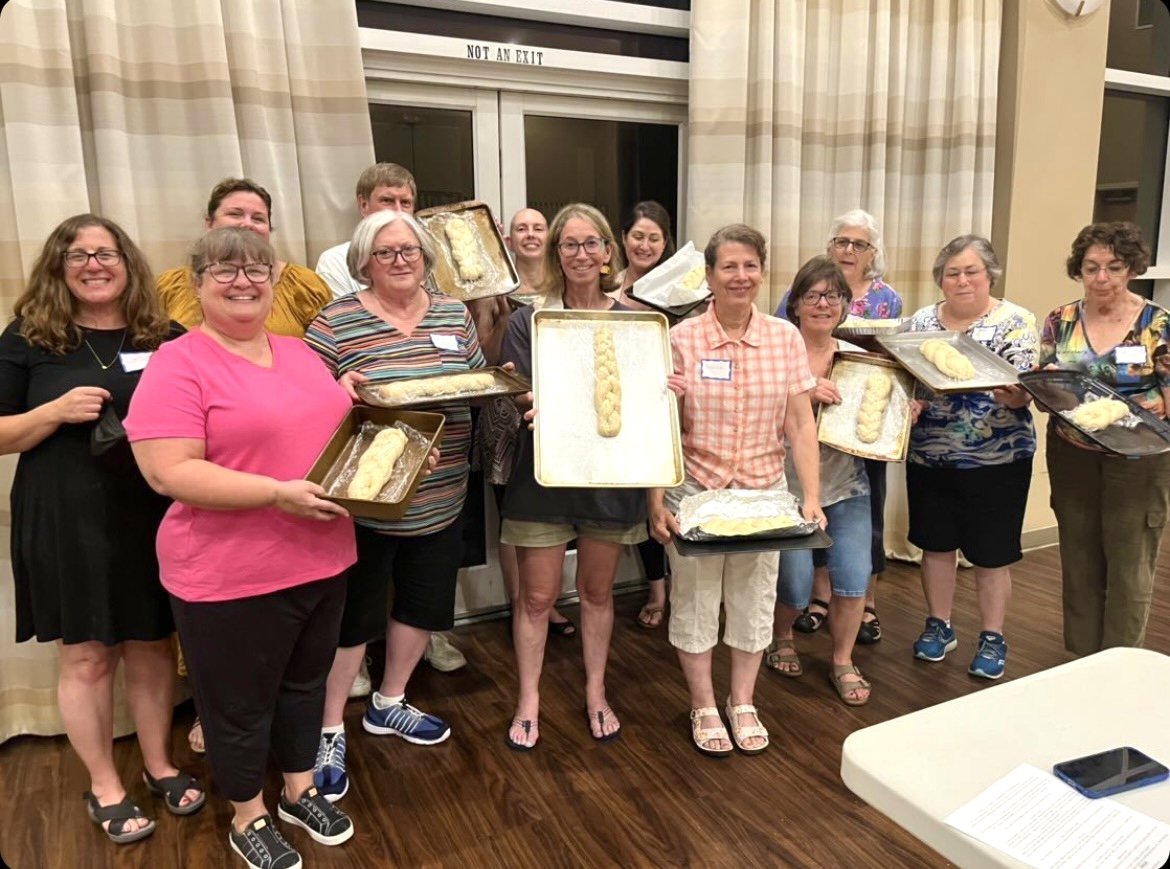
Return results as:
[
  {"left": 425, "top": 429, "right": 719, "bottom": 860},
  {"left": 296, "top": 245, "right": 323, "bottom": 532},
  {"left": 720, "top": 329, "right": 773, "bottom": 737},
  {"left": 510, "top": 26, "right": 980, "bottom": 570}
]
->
[{"left": 3, "top": 543, "right": 1169, "bottom": 869}]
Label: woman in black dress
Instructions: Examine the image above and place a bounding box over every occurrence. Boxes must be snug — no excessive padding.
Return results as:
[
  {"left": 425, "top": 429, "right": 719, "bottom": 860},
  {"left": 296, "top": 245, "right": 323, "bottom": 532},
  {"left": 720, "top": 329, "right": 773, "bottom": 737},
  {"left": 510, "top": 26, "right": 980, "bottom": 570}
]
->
[{"left": 0, "top": 214, "right": 200, "bottom": 844}]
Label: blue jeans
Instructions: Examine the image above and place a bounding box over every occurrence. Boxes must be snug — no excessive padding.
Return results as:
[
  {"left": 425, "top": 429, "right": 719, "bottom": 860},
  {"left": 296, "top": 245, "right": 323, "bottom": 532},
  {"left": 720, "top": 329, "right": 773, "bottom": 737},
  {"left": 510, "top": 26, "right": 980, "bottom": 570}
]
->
[{"left": 778, "top": 494, "right": 872, "bottom": 609}]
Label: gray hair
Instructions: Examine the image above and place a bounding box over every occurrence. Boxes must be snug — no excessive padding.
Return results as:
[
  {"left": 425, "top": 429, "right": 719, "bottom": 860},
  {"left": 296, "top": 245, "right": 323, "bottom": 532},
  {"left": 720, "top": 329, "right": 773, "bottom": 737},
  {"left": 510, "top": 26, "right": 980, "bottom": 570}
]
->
[
  {"left": 932, "top": 234, "right": 1003, "bottom": 289},
  {"left": 347, "top": 209, "right": 436, "bottom": 284},
  {"left": 827, "top": 208, "right": 886, "bottom": 280}
]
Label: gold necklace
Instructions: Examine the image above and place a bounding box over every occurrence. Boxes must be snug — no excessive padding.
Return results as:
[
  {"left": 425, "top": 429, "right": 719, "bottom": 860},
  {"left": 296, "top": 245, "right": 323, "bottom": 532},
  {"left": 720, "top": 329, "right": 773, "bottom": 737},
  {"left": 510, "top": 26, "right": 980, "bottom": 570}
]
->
[{"left": 82, "top": 329, "right": 127, "bottom": 370}]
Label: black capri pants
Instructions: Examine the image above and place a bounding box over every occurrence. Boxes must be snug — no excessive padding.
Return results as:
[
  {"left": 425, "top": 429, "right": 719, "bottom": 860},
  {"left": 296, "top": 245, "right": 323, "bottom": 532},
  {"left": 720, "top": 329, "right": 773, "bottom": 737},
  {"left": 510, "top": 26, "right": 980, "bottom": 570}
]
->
[
  {"left": 339, "top": 520, "right": 465, "bottom": 647},
  {"left": 170, "top": 574, "right": 346, "bottom": 802}
]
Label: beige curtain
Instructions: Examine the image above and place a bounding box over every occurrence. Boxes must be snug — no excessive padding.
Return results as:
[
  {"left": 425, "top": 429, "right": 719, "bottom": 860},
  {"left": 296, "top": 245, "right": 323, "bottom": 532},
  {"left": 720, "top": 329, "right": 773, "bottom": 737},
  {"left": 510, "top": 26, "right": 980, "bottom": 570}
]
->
[
  {"left": 0, "top": 0, "right": 374, "bottom": 742},
  {"left": 686, "top": 0, "right": 1000, "bottom": 315}
]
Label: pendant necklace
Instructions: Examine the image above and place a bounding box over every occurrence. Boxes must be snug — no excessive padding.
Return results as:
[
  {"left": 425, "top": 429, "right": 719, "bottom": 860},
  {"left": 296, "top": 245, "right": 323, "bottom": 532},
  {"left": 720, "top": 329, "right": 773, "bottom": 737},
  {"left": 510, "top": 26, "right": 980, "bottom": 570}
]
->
[{"left": 83, "top": 329, "right": 127, "bottom": 370}]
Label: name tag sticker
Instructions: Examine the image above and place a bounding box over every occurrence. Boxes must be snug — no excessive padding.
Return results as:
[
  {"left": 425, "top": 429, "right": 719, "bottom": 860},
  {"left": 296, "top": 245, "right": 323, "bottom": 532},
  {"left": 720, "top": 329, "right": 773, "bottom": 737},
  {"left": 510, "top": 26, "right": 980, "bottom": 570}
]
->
[
  {"left": 431, "top": 334, "right": 460, "bottom": 352},
  {"left": 119, "top": 352, "right": 152, "bottom": 372},
  {"left": 971, "top": 327, "right": 996, "bottom": 343},
  {"left": 700, "top": 359, "right": 732, "bottom": 381},
  {"left": 1115, "top": 345, "right": 1147, "bottom": 365}
]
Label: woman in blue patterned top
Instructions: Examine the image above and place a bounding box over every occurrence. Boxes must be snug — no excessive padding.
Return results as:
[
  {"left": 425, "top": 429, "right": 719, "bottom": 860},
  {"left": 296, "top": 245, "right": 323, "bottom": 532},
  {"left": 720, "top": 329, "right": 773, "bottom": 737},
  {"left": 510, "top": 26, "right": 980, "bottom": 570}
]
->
[
  {"left": 1039, "top": 222, "right": 1170, "bottom": 655},
  {"left": 904, "top": 235, "right": 1037, "bottom": 680}
]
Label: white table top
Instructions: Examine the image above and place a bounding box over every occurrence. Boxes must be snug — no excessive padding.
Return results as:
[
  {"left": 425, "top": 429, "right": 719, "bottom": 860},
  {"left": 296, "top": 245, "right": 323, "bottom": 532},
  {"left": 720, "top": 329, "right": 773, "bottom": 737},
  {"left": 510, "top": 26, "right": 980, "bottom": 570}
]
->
[{"left": 840, "top": 647, "right": 1170, "bottom": 868}]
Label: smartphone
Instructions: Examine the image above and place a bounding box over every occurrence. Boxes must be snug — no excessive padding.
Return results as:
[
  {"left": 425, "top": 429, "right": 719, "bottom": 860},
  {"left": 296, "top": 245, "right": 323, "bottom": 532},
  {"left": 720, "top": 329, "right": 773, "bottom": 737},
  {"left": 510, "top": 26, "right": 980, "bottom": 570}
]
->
[{"left": 1054, "top": 747, "right": 1169, "bottom": 799}]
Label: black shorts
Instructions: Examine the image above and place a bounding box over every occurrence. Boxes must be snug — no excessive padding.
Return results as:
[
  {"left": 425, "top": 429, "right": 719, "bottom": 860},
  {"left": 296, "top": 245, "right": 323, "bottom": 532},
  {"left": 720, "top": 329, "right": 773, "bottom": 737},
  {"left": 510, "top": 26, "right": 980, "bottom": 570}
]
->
[
  {"left": 906, "top": 457, "right": 1032, "bottom": 569},
  {"left": 338, "top": 520, "right": 465, "bottom": 646}
]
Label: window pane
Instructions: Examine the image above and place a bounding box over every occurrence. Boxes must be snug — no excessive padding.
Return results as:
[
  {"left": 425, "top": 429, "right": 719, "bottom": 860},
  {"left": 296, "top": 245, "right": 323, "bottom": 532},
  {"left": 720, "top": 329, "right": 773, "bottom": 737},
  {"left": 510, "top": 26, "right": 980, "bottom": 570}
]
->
[
  {"left": 1106, "top": 0, "right": 1170, "bottom": 76},
  {"left": 369, "top": 104, "right": 475, "bottom": 209},
  {"left": 524, "top": 116, "right": 679, "bottom": 240},
  {"left": 1094, "top": 90, "right": 1169, "bottom": 257}
]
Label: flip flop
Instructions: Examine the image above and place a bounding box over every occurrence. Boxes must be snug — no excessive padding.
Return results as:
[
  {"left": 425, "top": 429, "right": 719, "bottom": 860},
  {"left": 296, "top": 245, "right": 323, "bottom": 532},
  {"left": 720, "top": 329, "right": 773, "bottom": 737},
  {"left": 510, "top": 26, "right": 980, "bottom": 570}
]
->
[
  {"left": 586, "top": 706, "right": 622, "bottom": 742},
  {"left": 505, "top": 718, "right": 539, "bottom": 752},
  {"left": 637, "top": 604, "right": 665, "bottom": 630}
]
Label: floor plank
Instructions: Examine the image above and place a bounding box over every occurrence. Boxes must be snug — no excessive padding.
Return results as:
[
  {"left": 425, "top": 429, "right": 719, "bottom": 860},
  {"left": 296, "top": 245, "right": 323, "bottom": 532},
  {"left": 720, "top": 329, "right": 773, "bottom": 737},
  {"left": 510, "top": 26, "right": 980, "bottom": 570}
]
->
[{"left": 2, "top": 541, "right": 1168, "bottom": 868}]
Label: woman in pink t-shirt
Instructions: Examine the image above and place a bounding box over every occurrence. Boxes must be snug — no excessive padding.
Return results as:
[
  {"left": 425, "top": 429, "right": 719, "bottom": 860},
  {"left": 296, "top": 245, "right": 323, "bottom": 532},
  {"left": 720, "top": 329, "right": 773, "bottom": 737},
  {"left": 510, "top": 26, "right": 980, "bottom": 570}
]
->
[{"left": 126, "top": 228, "right": 357, "bottom": 869}]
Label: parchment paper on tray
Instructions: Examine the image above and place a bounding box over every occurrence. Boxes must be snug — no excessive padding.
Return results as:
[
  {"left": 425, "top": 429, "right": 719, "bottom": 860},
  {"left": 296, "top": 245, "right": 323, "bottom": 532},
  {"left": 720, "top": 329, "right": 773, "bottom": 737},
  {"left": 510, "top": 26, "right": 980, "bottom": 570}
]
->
[
  {"left": 416, "top": 201, "right": 519, "bottom": 301},
  {"left": 677, "top": 489, "right": 818, "bottom": 542},
  {"left": 532, "top": 310, "right": 683, "bottom": 488},
  {"left": 320, "top": 421, "right": 430, "bottom": 504},
  {"left": 876, "top": 331, "right": 1020, "bottom": 394},
  {"left": 818, "top": 353, "right": 915, "bottom": 462},
  {"left": 630, "top": 241, "right": 712, "bottom": 311},
  {"left": 356, "top": 367, "right": 530, "bottom": 409}
]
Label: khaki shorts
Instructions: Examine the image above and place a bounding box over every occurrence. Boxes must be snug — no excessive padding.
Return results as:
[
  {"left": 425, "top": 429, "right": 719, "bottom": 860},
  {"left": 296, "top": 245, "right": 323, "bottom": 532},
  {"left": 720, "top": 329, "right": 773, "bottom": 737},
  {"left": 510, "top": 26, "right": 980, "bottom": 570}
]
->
[
  {"left": 666, "top": 541, "right": 779, "bottom": 654},
  {"left": 500, "top": 518, "right": 648, "bottom": 548}
]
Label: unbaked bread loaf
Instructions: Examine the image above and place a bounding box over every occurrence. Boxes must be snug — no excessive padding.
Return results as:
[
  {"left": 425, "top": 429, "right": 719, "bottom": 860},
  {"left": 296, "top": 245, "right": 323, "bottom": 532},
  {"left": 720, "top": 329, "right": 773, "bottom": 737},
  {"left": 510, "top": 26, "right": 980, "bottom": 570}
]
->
[
  {"left": 855, "top": 373, "right": 892, "bottom": 443},
  {"left": 700, "top": 516, "right": 799, "bottom": 536},
  {"left": 920, "top": 339, "right": 976, "bottom": 380},
  {"left": 347, "top": 428, "right": 408, "bottom": 500},
  {"left": 444, "top": 216, "right": 485, "bottom": 282},
  {"left": 1067, "top": 398, "right": 1130, "bottom": 432},
  {"left": 593, "top": 327, "right": 622, "bottom": 437},
  {"left": 372, "top": 371, "right": 496, "bottom": 404},
  {"left": 679, "top": 265, "right": 706, "bottom": 291}
]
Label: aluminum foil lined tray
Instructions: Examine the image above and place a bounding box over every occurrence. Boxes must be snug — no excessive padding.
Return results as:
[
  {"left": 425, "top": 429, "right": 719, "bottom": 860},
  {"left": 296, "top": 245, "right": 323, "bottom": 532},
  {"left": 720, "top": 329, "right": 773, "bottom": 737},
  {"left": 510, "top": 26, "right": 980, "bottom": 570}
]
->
[
  {"left": 416, "top": 201, "right": 519, "bottom": 301},
  {"left": 321, "top": 421, "right": 431, "bottom": 504},
  {"left": 629, "top": 241, "right": 712, "bottom": 319},
  {"left": 834, "top": 317, "right": 909, "bottom": 338},
  {"left": 1019, "top": 370, "right": 1170, "bottom": 457},
  {"left": 532, "top": 310, "right": 683, "bottom": 488},
  {"left": 817, "top": 353, "right": 915, "bottom": 462},
  {"left": 677, "top": 488, "right": 820, "bottom": 541},
  {"left": 876, "top": 331, "right": 1021, "bottom": 394},
  {"left": 356, "top": 367, "right": 530, "bottom": 409}
]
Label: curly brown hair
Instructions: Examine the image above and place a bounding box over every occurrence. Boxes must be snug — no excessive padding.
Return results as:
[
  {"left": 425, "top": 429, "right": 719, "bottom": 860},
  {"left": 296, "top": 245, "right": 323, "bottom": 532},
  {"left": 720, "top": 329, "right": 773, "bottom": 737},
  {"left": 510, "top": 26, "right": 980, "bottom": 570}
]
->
[
  {"left": 14, "top": 214, "right": 170, "bottom": 355},
  {"left": 1066, "top": 221, "right": 1149, "bottom": 279}
]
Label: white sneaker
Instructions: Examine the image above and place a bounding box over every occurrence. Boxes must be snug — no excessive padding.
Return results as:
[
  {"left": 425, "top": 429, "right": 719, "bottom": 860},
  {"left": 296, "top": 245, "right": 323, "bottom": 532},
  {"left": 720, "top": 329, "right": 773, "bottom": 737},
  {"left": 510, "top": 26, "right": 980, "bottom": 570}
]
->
[
  {"left": 348, "top": 660, "right": 371, "bottom": 699},
  {"left": 424, "top": 632, "right": 466, "bottom": 673}
]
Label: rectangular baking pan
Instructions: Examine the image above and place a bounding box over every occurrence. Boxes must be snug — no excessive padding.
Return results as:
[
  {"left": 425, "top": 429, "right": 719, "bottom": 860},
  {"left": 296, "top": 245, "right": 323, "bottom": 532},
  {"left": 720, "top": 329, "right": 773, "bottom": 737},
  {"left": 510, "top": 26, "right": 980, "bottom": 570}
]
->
[
  {"left": 817, "top": 352, "right": 915, "bottom": 462},
  {"left": 673, "top": 526, "right": 833, "bottom": 556},
  {"left": 416, "top": 200, "right": 519, "bottom": 301},
  {"left": 876, "top": 330, "right": 1021, "bottom": 393},
  {"left": 356, "top": 366, "right": 530, "bottom": 409}
]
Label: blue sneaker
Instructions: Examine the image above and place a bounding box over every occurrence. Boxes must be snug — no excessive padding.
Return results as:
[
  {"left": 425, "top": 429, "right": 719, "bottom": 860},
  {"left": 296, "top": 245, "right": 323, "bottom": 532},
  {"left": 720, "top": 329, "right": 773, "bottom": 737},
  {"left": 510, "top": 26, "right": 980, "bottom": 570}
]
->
[
  {"left": 312, "top": 731, "right": 348, "bottom": 802},
  {"left": 968, "top": 631, "right": 1008, "bottom": 680},
  {"left": 362, "top": 697, "right": 451, "bottom": 745},
  {"left": 913, "top": 617, "right": 957, "bottom": 662}
]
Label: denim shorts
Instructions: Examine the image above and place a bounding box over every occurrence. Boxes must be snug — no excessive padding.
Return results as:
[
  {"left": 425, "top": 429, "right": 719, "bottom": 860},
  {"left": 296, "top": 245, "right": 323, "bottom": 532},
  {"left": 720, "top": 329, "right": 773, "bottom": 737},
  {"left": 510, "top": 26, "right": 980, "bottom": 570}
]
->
[{"left": 777, "top": 494, "right": 872, "bottom": 608}]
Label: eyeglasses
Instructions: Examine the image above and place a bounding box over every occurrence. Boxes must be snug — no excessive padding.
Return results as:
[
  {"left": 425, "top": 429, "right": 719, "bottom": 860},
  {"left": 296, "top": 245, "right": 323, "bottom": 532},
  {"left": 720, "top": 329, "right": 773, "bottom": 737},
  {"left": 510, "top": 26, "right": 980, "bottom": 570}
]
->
[
  {"left": 942, "top": 268, "right": 986, "bottom": 281},
  {"left": 203, "top": 262, "right": 273, "bottom": 283},
  {"left": 1081, "top": 263, "right": 1129, "bottom": 279},
  {"left": 558, "top": 237, "right": 607, "bottom": 256},
  {"left": 64, "top": 249, "right": 122, "bottom": 268},
  {"left": 371, "top": 245, "right": 423, "bottom": 266},
  {"left": 831, "top": 237, "right": 873, "bottom": 254},
  {"left": 800, "top": 290, "right": 846, "bottom": 306}
]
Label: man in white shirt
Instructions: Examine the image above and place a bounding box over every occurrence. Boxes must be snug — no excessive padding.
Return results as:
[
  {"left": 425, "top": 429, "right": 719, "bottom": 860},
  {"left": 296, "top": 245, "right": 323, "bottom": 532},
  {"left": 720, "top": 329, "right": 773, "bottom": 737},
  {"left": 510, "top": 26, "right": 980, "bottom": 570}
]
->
[{"left": 316, "top": 163, "right": 417, "bottom": 298}]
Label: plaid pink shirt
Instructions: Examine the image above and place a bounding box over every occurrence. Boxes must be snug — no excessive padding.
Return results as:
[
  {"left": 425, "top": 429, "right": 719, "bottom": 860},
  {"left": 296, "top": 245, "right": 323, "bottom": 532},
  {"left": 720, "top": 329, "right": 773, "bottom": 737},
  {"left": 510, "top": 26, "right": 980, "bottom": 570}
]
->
[{"left": 671, "top": 304, "right": 815, "bottom": 490}]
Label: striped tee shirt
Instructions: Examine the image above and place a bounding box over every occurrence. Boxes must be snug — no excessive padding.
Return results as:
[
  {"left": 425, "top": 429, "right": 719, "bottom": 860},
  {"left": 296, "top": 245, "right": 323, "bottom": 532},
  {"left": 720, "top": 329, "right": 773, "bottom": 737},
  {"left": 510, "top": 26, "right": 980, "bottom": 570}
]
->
[{"left": 305, "top": 293, "right": 485, "bottom": 536}]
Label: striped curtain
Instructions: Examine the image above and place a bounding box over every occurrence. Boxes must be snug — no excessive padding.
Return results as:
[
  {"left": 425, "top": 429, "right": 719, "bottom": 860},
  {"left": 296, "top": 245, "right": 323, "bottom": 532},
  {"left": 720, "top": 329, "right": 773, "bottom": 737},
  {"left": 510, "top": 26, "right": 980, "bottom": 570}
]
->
[
  {"left": 686, "top": 0, "right": 1000, "bottom": 314},
  {"left": 0, "top": 0, "right": 373, "bottom": 741}
]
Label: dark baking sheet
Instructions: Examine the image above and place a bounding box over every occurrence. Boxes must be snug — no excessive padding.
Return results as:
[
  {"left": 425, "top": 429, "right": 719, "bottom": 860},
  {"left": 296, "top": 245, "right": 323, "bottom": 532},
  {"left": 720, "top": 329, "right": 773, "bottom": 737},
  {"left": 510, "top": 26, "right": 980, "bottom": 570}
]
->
[
  {"left": 673, "top": 526, "right": 833, "bottom": 557},
  {"left": 1019, "top": 370, "right": 1170, "bottom": 457},
  {"left": 356, "top": 367, "right": 530, "bottom": 409},
  {"left": 626, "top": 287, "right": 711, "bottom": 321}
]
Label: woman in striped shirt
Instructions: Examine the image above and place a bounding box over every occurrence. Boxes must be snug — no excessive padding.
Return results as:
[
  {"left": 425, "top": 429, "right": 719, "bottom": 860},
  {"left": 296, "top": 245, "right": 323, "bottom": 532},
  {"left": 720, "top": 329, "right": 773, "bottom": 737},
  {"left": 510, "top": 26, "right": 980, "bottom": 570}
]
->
[{"left": 305, "top": 210, "right": 485, "bottom": 801}]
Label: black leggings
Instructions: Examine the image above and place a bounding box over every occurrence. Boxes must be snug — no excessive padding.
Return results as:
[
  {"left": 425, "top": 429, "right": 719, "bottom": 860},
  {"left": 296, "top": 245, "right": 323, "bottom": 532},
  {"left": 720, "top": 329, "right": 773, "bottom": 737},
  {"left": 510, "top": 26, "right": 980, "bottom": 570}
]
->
[{"left": 171, "top": 575, "right": 346, "bottom": 802}]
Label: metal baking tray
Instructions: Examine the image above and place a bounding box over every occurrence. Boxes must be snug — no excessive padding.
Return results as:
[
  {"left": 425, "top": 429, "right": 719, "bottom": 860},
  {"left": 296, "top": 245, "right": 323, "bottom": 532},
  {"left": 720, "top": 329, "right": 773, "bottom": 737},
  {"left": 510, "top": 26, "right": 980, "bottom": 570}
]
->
[
  {"left": 356, "top": 366, "right": 530, "bottom": 409},
  {"left": 532, "top": 309, "right": 684, "bottom": 488},
  {"left": 1019, "top": 370, "right": 1170, "bottom": 457},
  {"left": 676, "top": 488, "right": 821, "bottom": 542},
  {"left": 416, "top": 200, "right": 519, "bottom": 301},
  {"left": 674, "top": 527, "right": 832, "bottom": 556},
  {"left": 623, "top": 287, "right": 710, "bottom": 321},
  {"left": 876, "top": 330, "right": 1021, "bottom": 393},
  {"left": 833, "top": 318, "right": 908, "bottom": 353},
  {"left": 817, "top": 353, "right": 915, "bottom": 462},
  {"left": 306, "top": 407, "right": 445, "bottom": 520},
  {"left": 628, "top": 241, "right": 712, "bottom": 320}
]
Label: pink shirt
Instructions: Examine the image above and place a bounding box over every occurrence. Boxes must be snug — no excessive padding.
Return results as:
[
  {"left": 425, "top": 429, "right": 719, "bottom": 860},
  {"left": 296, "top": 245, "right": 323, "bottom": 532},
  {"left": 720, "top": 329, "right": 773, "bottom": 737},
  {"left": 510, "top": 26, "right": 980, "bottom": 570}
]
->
[
  {"left": 125, "top": 330, "right": 356, "bottom": 602},
  {"left": 671, "top": 304, "right": 815, "bottom": 490}
]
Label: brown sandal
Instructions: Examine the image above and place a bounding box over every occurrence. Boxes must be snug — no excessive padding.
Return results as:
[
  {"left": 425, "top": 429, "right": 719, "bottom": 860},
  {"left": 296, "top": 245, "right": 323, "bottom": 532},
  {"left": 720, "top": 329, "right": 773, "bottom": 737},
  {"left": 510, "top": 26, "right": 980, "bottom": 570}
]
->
[
  {"left": 829, "top": 663, "right": 872, "bottom": 706},
  {"left": 637, "top": 604, "right": 665, "bottom": 629},
  {"left": 764, "top": 639, "right": 803, "bottom": 677}
]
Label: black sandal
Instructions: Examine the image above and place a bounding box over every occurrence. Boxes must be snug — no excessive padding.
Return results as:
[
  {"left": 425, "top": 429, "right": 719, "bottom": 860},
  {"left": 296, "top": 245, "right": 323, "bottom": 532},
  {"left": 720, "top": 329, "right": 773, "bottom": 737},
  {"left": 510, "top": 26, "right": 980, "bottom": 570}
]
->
[
  {"left": 83, "top": 792, "right": 156, "bottom": 844},
  {"left": 548, "top": 616, "right": 577, "bottom": 638},
  {"left": 856, "top": 606, "right": 882, "bottom": 645},
  {"left": 505, "top": 718, "right": 539, "bottom": 752},
  {"left": 793, "top": 598, "right": 829, "bottom": 634},
  {"left": 143, "top": 770, "right": 206, "bottom": 816}
]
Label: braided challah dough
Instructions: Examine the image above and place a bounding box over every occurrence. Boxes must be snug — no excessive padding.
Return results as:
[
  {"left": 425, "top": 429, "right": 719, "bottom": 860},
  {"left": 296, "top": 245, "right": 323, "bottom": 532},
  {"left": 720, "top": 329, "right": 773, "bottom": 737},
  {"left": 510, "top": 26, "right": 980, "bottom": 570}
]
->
[
  {"left": 347, "top": 428, "right": 408, "bottom": 500},
  {"left": 855, "top": 373, "right": 892, "bottom": 443},
  {"left": 920, "top": 339, "right": 976, "bottom": 380},
  {"left": 593, "top": 327, "right": 622, "bottom": 437},
  {"left": 444, "top": 216, "right": 485, "bottom": 281},
  {"left": 371, "top": 371, "right": 496, "bottom": 404},
  {"left": 1067, "top": 398, "right": 1130, "bottom": 432}
]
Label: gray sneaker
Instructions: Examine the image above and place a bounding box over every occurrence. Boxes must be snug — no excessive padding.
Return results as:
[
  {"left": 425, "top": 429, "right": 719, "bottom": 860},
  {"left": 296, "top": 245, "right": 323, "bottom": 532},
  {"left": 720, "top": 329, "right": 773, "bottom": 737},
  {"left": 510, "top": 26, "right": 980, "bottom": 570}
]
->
[
  {"left": 229, "top": 815, "right": 302, "bottom": 869},
  {"left": 424, "top": 632, "right": 466, "bottom": 672},
  {"left": 277, "top": 786, "right": 354, "bottom": 846}
]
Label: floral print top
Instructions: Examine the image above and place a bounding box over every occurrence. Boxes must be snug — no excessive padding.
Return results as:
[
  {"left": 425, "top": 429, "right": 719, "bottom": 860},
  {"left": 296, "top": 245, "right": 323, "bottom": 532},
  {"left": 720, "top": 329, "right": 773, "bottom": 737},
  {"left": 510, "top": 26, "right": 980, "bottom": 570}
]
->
[
  {"left": 774, "top": 278, "right": 902, "bottom": 321},
  {"left": 907, "top": 300, "right": 1038, "bottom": 469}
]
